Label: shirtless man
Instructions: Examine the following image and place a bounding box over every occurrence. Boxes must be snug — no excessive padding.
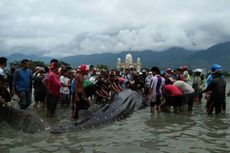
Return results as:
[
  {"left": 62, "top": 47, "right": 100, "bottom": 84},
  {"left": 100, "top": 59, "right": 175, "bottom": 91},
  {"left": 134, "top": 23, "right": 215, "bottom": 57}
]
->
[{"left": 72, "top": 64, "right": 90, "bottom": 119}]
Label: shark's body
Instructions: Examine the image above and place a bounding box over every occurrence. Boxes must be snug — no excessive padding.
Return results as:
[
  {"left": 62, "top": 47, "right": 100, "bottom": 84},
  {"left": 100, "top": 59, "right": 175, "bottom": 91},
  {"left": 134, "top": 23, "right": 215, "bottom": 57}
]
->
[
  {"left": 50, "top": 89, "right": 142, "bottom": 133},
  {"left": 0, "top": 107, "right": 47, "bottom": 133}
]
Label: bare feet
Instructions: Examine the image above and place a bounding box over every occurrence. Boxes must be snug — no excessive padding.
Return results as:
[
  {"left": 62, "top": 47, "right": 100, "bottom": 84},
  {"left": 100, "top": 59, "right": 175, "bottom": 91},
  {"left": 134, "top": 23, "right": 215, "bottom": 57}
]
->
[
  {"left": 157, "top": 106, "right": 161, "bottom": 113},
  {"left": 150, "top": 107, "right": 154, "bottom": 113},
  {"left": 47, "top": 111, "right": 55, "bottom": 118}
]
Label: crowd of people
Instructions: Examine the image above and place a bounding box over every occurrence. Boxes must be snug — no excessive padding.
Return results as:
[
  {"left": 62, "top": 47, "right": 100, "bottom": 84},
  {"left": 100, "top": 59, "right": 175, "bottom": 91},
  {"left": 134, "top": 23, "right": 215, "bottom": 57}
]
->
[{"left": 1, "top": 56, "right": 230, "bottom": 120}]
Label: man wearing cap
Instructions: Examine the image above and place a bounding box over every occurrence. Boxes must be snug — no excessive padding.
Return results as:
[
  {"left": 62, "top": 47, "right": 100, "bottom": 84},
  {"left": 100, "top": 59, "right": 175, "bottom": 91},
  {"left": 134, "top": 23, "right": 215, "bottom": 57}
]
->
[
  {"left": 202, "top": 70, "right": 226, "bottom": 114},
  {"left": 72, "top": 64, "right": 90, "bottom": 119},
  {"left": 42, "top": 59, "right": 61, "bottom": 117}
]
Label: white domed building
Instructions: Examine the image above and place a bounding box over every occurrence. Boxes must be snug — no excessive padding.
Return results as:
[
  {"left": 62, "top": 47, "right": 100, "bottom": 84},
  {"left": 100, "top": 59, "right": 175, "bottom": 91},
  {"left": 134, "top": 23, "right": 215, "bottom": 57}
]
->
[{"left": 117, "top": 53, "right": 141, "bottom": 72}]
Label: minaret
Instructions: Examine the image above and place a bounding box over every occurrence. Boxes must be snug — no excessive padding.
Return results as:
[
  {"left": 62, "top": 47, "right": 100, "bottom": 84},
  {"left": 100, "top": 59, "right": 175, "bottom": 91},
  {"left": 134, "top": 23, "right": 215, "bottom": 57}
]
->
[
  {"left": 137, "top": 57, "right": 141, "bottom": 72},
  {"left": 125, "top": 53, "right": 133, "bottom": 64},
  {"left": 117, "top": 58, "right": 121, "bottom": 69}
]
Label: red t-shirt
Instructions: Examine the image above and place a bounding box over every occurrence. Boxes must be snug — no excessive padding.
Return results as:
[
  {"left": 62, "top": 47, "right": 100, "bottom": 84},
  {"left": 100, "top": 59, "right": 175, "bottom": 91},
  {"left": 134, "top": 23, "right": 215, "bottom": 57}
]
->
[
  {"left": 164, "top": 85, "right": 182, "bottom": 96},
  {"left": 180, "top": 74, "right": 185, "bottom": 81},
  {"left": 45, "top": 70, "right": 61, "bottom": 96}
]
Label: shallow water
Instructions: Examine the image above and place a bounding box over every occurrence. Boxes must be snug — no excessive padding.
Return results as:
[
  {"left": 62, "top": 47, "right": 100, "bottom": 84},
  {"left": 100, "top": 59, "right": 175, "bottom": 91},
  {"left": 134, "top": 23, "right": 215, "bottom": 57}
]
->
[{"left": 1, "top": 80, "right": 230, "bottom": 153}]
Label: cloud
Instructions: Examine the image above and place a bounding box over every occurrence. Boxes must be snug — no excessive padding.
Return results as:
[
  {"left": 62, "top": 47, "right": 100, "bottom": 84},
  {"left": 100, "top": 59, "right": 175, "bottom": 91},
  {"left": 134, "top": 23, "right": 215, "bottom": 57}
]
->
[{"left": 0, "top": 0, "right": 230, "bottom": 57}]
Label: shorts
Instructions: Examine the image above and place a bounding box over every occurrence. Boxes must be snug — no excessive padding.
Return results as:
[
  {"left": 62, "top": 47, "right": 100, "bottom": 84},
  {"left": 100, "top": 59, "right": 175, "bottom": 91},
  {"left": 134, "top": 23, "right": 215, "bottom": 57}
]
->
[{"left": 46, "top": 94, "right": 59, "bottom": 114}]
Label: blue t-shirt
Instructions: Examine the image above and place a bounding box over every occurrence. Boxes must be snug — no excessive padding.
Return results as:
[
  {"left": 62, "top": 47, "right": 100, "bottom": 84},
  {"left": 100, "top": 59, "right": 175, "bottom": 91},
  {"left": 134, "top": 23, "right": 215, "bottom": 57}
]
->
[
  {"left": 14, "top": 68, "right": 32, "bottom": 91},
  {"left": 206, "top": 74, "right": 224, "bottom": 87},
  {"left": 71, "top": 79, "right": 75, "bottom": 94}
]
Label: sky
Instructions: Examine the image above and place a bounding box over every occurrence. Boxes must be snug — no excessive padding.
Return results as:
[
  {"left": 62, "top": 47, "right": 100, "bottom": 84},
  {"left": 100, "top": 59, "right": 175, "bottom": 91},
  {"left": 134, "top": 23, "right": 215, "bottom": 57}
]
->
[{"left": 0, "top": 0, "right": 230, "bottom": 58}]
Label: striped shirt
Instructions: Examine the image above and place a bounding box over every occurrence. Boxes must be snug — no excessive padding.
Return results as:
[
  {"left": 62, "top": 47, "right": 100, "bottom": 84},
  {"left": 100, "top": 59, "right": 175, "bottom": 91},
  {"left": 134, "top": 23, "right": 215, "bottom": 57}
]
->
[{"left": 150, "top": 74, "right": 165, "bottom": 96}]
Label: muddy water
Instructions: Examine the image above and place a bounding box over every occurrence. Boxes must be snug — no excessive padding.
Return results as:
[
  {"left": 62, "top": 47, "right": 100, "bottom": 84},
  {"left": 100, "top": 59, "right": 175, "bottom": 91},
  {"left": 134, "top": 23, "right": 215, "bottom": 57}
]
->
[{"left": 1, "top": 80, "right": 230, "bottom": 153}]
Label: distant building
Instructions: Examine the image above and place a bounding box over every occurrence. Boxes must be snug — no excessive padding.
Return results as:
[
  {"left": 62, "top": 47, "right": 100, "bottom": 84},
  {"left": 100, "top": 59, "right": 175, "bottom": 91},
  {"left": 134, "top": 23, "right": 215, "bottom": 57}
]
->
[{"left": 116, "top": 53, "right": 141, "bottom": 72}]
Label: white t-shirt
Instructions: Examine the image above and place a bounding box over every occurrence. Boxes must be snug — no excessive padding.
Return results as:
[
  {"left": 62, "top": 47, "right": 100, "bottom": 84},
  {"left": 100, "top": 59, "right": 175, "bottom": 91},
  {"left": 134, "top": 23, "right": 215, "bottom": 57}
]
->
[
  {"left": 145, "top": 75, "right": 153, "bottom": 87},
  {"left": 0, "top": 67, "right": 5, "bottom": 77},
  {"left": 59, "top": 75, "right": 70, "bottom": 94},
  {"left": 149, "top": 74, "right": 165, "bottom": 96},
  {"left": 173, "top": 80, "right": 194, "bottom": 94}
]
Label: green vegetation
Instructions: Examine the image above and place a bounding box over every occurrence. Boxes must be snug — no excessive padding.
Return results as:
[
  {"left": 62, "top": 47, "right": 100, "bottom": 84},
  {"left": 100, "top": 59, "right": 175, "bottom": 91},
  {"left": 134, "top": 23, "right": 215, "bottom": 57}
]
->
[
  {"left": 223, "top": 71, "right": 230, "bottom": 77},
  {"left": 11, "top": 60, "right": 71, "bottom": 72},
  {"left": 11, "top": 60, "right": 45, "bottom": 71},
  {"left": 96, "top": 64, "right": 109, "bottom": 70}
]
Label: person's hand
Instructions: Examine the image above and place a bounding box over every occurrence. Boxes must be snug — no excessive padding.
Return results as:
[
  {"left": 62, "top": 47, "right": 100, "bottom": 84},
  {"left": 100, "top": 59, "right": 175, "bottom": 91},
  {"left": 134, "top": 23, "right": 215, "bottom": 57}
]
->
[
  {"left": 11, "top": 89, "right": 16, "bottom": 96},
  {"left": 146, "top": 96, "right": 150, "bottom": 102},
  {"left": 106, "top": 96, "right": 111, "bottom": 100},
  {"left": 47, "top": 90, "right": 53, "bottom": 95},
  {"left": 75, "top": 97, "right": 79, "bottom": 103},
  {"left": 0, "top": 96, "right": 3, "bottom": 104},
  {"left": 0, "top": 97, "right": 10, "bottom": 110}
]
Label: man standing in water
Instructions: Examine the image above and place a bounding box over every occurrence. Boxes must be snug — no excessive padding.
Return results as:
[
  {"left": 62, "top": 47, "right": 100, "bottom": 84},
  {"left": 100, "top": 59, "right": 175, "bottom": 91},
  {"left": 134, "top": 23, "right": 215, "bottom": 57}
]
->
[
  {"left": 147, "top": 66, "right": 165, "bottom": 113},
  {"left": 0, "top": 57, "right": 7, "bottom": 77},
  {"left": 202, "top": 70, "right": 226, "bottom": 115},
  {"left": 13, "top": 59, "right": 32, "bottom": 110},
  {"left": 72, "top": 64, "right": 90, "bottom": 119},
  {"left": 42, "top": 59, "right": 61, "bottom": 117}
]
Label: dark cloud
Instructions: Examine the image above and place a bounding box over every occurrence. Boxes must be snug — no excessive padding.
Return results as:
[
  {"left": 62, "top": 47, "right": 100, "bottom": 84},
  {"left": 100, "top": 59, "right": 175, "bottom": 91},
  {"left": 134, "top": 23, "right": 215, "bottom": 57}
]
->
[{"left": 0, "top": 0, "right": 230, "bottom": 57}]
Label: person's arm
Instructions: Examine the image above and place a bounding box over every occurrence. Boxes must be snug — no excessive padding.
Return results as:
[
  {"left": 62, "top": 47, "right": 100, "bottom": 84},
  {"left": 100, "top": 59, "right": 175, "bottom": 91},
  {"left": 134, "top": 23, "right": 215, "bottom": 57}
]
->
[
  {"left": 227, "top": 90, "right": 230, "bottom": 97},
  {"left": 202, "top": 80, "right": 215, "bottom": 93},
  {"left": 81, "top": 76, "right": 87, "bottom": 99},
  {"left": 74, "top": 75, "right": 80, "bottom": 103},
  {"left": 95, "top": 90, "right": 107, "bottom": 99},
  {"left": 0, "top": 95, "right": 10, "bottom": 109},
  {"left": 60, "top": 76, "right": 66, "bottom": 87},
  {"left": 162, "top": 85, "right": 166, "bottom": 98},
  {"left": 200, "top": 78, "right": 205, "bottom": 89},
  {"left": 0, "top": 95, "right": 3, "bottom": 105},
  {"left": 11, "top": 70, "right": 19, "bottom": 95},
  {"left": 67, "top": 79, "right": 71, "bottom": 87},
  {"left": 146, "top": 79, "right": 153, "bottom": 101},
  {"left": 32, "top": 69, "right": 40, "bottom": 79},
  {"left": 42, "top": 75, "right": 51, "bottom": 95},
  {"left": 29, "top": 70, "right": 33, "bottom": 93}
]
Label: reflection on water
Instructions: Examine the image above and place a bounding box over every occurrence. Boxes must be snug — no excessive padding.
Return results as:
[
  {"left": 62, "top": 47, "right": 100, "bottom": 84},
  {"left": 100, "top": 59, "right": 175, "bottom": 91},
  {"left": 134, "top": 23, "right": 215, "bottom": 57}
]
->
[{"left": 1, "top": 82, "right": 230, "bottom": 153}]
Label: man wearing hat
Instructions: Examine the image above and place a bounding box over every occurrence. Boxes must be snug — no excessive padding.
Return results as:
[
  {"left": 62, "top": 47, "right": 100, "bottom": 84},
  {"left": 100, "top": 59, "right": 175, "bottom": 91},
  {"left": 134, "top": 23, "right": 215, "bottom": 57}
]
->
[
  {"left": 202, "top": 70, "right": 226, "bottom": 114},
  {"left": 72, "top": 64, "right": 90, "bottom": 119},
  {"left": 42, "top": 59, "right": 61, "bottom": 117}
]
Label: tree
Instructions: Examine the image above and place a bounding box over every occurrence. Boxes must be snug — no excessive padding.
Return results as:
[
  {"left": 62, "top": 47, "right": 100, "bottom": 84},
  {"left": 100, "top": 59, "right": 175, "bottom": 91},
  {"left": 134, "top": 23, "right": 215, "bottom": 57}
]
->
[
  {"left": 96, "top": 64, "right": 109, "bottom": 70},
  {"left": 59, "top": 61, "right": 70, "bottom": 67},
  {"left": 12, "top": 60, "right": 45, "bottom": 72}
]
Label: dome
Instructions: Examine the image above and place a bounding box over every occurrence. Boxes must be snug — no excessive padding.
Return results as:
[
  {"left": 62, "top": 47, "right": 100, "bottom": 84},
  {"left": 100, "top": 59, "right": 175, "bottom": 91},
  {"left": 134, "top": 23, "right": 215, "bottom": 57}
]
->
[
  {"left": 117, "top": 58, "right": 121, "bottom": 64},
  {"left": 125, "top": 53, "right": 133, "bottom": 64}
]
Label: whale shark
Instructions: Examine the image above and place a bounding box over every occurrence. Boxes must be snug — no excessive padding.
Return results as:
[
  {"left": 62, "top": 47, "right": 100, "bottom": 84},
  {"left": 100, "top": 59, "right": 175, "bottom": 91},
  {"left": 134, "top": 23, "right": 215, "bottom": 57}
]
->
[
  {"left": 50, "top": 89, "right": 143, "bottom": 133},
  {"left": 0, "top": 107, "right": 48, "bottom": 133}
]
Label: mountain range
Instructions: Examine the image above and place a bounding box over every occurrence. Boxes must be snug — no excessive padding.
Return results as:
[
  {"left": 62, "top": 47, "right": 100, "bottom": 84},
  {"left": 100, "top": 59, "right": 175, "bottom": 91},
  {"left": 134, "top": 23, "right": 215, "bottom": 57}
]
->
[{"left": 5, "top": 41, "right": 230, "bottom": 71}]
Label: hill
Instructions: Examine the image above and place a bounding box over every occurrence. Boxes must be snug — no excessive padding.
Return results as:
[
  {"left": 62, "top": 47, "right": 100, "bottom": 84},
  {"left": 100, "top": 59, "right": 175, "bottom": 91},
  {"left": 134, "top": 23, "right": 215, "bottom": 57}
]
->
[
  {"left": 5, "top": 41, "right": 230, "bottom": 71},
  {"left": 182, "top": 41, "right": 230, "bottom": 70},
  {"left": 60, "top": 47, "right": 195, "bottom": 69},
  {"left": 6, "top": 53, "right": 51, "bottom": 64}
]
